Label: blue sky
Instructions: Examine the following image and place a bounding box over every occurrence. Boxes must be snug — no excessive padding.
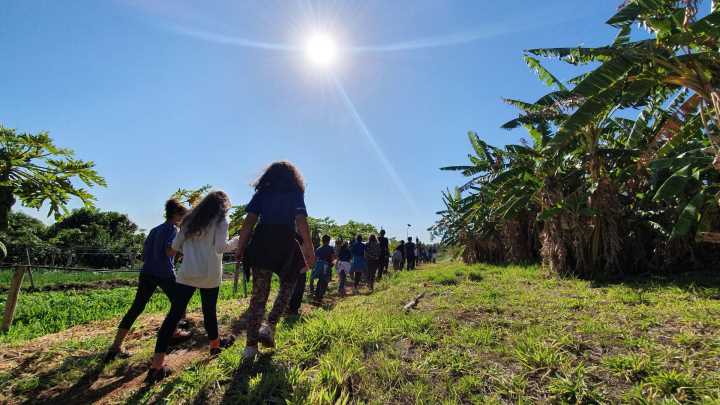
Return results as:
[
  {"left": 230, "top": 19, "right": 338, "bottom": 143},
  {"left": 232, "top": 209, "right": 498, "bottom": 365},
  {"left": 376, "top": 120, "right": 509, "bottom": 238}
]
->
[{"left": 2, "top": 0, "right": 620, "bottom": 241}]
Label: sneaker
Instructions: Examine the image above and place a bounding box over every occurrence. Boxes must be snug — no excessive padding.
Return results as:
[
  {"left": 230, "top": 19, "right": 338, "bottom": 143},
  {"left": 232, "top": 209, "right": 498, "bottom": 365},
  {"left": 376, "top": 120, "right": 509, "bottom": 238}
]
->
[
  {"left": 242, "top": 346, "right": 259, "bottom": 364},
  {"left": 172, "top": 329, "right": 192, "bottom": 339},
  {"left": 177, "top": 319, "right": 194, "bottom": 329},
  {"left": 103, "top": 347, "right": 131, "bottom": 363},
  {"left": 258, "top": 323, "right": 276, "bottom": 348},
  {"left": 209, "top": 336, "right": 236, "bottom": 357},
  {"left": 145, "top": 366, "right": 172, "bottom": 384}
]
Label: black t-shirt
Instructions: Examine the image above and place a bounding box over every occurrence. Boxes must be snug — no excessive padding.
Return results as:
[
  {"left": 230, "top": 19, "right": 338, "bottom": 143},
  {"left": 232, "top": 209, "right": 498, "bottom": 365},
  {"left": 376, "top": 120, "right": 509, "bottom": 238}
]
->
[
  {"left": 405, "top": 242, "right": 416, "bottom": 258},
  {"left": 379, "top": 236, "right": 389, "bottom": 255}
]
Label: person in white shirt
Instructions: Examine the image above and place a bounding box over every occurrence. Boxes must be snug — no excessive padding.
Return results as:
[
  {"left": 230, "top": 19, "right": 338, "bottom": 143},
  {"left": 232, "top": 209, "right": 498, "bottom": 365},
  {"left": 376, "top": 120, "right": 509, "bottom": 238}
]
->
[{"left": 146, "top": 190, "right": 239, "bottom": 383}]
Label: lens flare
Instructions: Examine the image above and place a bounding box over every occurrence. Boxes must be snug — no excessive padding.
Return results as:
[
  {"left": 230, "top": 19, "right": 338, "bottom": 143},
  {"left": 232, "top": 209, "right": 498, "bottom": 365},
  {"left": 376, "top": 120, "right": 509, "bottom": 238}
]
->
[{"left": 305, "top": 33, "right": 338, "bottom": 68}]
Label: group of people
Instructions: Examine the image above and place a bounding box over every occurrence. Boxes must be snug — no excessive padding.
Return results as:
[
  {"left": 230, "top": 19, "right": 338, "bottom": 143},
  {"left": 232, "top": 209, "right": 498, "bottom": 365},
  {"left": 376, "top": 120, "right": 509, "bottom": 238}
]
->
[
  {"left": 103, "top": 161, "right": 431, "bottom": 384},
  {"left": 392, "top": 237, "right": 437, "bottom": 271},
  {"left": 303, "top": 230, "right": 391, "bottom": 304}
]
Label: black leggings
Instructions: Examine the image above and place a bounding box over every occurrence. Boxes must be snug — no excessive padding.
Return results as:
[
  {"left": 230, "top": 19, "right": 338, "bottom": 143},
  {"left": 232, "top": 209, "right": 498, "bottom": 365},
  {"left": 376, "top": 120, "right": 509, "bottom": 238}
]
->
[
  {"left": 155, "top": 283, "right": 219, "bottom": 354},
  {"left": 119, "top": 273, "right": 176, "bottom": 330}
]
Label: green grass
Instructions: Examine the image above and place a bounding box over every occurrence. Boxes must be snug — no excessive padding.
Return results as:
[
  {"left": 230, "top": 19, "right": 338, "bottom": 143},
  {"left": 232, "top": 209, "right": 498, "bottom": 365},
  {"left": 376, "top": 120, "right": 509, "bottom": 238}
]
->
[
  {"left": 145, "top": 263, "right": 720, "bottom": 404},
  {"left": 0, "top": 263, "right": 240, "bottom": 290},
  {"left": 3, "top": 262, "right": 720, "bottom": 403},
  {"left": 0, "top": 267, "right": 139, "bottom": 290}
]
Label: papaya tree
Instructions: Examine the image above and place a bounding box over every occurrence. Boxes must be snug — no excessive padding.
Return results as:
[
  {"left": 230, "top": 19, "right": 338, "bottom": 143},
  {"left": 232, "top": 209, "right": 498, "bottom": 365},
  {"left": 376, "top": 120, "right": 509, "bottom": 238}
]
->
[{"left": 0, "top": 126, "right": 105, "bottom": 232}]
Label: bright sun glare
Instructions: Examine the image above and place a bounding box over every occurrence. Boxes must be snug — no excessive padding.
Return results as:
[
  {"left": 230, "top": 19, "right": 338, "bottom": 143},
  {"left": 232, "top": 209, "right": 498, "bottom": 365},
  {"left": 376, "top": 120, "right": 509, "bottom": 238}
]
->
[{"left": 305, "top": 32, "right": 338, "bottom": 68}]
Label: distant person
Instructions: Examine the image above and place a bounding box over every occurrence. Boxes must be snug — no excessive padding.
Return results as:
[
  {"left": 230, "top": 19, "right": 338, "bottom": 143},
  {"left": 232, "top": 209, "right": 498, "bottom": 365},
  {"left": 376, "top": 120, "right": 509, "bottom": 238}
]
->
[
  {"left": 365, "top": 234, "right": 381, "bottom": 292},
  {"left": 105, "top": 199, "right": 189, "bottom": 362},
  {"left": 286, "top": 243, "right": 309, "bottom": 317},
  {"left": 405, "top": 237, "right": 416, "bottom": 270},
  {"left": 378, "top": 230, "right": 389, "bottom": 279},
  {"left": 235, "top": 161, "right": 315, "bottom": 363},
  {"left": 395, "top": 240, "right": 406, "bottom": 270},
  {"left": 147, "top": 191, "right": 239, "bottom": 383},
  {"left": 336, "top": 241, "right": 352, "bottom": 296},
  {"left": 392, "top": 247, "right": 403, "bottom": 271},
  {"left": 350, "top": 235, "right": 367, "bottom": 294},
  {"left": 312, "top": 235, "right": 335, "bottom": 303}
]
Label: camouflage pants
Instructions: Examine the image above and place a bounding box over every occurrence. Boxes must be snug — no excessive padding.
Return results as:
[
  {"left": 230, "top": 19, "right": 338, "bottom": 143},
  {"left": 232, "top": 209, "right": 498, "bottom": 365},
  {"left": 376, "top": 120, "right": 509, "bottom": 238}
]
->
[{"left": 246, "top": 267, "right": 298, "bottom": 346}]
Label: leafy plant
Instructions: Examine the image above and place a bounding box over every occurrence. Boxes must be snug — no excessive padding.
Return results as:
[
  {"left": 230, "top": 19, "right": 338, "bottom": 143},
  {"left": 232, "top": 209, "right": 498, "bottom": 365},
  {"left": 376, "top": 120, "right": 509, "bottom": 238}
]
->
[{"left": 0, "top": 126, "right": 105, "bottom": 231}]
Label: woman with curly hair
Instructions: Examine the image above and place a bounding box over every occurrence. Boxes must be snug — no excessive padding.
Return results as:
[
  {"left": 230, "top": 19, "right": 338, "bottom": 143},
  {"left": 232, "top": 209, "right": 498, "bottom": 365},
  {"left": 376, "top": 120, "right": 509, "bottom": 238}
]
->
[
  {"left": 146, "top": 191, "right": 239, "bottom": 383},
  {"left": 236, "top": 161, "right": 316, "bottom": 363}
]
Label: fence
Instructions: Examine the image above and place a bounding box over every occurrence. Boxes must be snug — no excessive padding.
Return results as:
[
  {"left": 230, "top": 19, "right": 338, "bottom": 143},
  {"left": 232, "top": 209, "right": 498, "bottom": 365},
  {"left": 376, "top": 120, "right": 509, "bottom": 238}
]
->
[{"left": 0, "top": 251, "right": 245, "bottom": 333}]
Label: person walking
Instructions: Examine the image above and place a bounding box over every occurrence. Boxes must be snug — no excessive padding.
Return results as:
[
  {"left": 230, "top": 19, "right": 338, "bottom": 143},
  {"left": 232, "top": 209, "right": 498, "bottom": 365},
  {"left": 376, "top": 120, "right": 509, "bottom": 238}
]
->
[
  {"left": 350, "top": 235, "right": 367, "bottom": 294},
  {"left": 378, "top": 230, "right": 389, "bottom": 279},
  {"left": 336, "top": 241, "right": 351, "bottom": 296},
  {"left": 312, "top": 234, "right": 335, "bottom": 304},
  {"left": 235, "top": 161, "right": 315, "bottom": 363},
  {"left": 395, "top": 240, "right": 406, "bottom": 270},
  {"left": 405, "top": 237, "right": 416, "bottom": 270},
  {"left": 365, "top": 235, "right": 381, "bottom": 292},
  {"left": 105, "top": 199, "right": 189, "bottom": 362},
  {"left": 146, "top": 191, "right": 239, "bottom": 383}
]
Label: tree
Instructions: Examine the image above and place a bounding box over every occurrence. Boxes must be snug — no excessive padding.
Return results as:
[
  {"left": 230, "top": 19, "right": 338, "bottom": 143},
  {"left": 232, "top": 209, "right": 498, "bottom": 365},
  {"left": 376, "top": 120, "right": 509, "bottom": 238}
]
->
[
  {"left": 45, "top": 208, "right": 144, "bottom": 268},
  {"left": 0, "top": 212, "right": 54, "bottom": 263},
  {"left": 0, "top": 126, "right": 106, "bottom": 232},
  {"left": 172, "top": 185, "right": 212, "bottom": 207},
  {"left": 434, "top": 0, "right": 720, "bottom": 277}
]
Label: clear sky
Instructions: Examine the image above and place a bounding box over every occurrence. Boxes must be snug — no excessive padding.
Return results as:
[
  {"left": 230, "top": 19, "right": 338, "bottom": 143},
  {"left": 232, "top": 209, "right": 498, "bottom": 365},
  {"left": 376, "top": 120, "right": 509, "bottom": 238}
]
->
[{"left": 2, "top": 0, "right": 620, "bottom": 241}]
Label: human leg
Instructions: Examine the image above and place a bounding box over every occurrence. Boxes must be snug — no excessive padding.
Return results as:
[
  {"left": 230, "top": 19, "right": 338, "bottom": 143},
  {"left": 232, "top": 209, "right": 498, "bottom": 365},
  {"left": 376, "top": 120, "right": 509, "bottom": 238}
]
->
[{"left": 245, "top": 268, "right": 273, "bottom": 347}]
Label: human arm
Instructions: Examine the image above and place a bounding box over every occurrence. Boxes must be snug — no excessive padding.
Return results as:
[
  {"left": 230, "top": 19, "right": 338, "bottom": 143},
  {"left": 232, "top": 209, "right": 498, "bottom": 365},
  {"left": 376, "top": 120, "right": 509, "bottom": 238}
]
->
[
  {"left": 235, "top": 212, "right": 258, "bottom": 262},
  {"left": 214, "top": 218, "right": 239, "bottom": 254},
  {"left": 296, "top": 214, "right": 316, "bottom": 268},
  {"left": 171, "top": 227, "right": 184, "bottom": 254}
]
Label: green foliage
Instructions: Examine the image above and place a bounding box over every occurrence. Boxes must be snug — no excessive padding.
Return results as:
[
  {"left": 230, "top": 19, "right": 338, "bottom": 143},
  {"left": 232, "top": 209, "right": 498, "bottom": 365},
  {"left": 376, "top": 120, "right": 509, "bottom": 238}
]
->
[
  {"left": 0, "top": 126, "right": 105, "bottom": 231},
  {"left": 434, "top": 0, "right": 720, "bottom": 276},
  {"left": 45, "top": 208, "right": 145, "bottom": 268},
  {"left": 171, "top": 184, "right": 211, "bottom": 207}
]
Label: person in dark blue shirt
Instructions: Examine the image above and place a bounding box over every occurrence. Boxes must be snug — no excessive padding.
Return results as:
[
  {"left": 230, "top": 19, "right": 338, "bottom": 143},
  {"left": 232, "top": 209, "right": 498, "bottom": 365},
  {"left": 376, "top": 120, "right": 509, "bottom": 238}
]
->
[
  {"left": 350, "top": 235, "right": 367, "bottom": 294},
  {"left": 336, "top": 241, "right": 352, "bottom": 295},
  {"left": 105, "top": 199, "right": 188, "bottom": 362},
  {"left": 236, "top": 161, "right": 316, "bottom": 363},
  {"left": 312, "top": 235, "right": 336, "bottom": 303}
]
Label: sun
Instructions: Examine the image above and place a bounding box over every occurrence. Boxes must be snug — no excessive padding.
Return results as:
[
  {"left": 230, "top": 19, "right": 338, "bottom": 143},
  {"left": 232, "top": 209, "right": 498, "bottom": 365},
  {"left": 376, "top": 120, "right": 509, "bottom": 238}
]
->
[{"left": 305, "top": 32, "right": 338, "bottom": 69}]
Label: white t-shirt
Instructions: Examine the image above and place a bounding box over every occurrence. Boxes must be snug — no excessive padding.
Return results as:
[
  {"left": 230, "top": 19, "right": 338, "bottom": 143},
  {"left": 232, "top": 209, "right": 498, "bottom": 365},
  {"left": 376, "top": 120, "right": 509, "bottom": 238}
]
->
[{"left": 172, "top": 216, "right": 239, "bottom": 289}]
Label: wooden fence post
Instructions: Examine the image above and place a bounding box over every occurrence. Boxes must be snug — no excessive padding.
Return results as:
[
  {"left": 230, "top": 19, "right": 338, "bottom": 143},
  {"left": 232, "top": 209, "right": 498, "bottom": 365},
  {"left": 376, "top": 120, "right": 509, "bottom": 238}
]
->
[
  {"left": 1, "top": 266, "right": 26, "bottom": 332},
  {"left": 25, "top": 249, "right": 36, "bottom": 290},
  {"left": 233, "top": 262, "right": 240, "bottom": 296}
]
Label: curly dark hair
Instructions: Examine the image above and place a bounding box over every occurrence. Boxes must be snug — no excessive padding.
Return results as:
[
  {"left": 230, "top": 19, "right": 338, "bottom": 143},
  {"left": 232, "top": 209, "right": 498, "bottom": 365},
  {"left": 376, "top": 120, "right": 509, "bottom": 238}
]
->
[
  {"left": 165, "top": 198, "right": 188, "bottom": 220},
  {"left": 253, "top": 161, "right": 305, "bottom": 193},
  {"left": 181, "top": 191, "right": 231, "bottom": 238}
]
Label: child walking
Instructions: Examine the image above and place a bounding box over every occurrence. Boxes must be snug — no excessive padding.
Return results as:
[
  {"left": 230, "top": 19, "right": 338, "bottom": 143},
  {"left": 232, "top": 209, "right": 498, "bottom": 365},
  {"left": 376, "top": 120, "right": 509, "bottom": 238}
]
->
[
  {"left": 146, "top": 191, "right": 239, "bottom": 383},
  {"left": 105, "top": 199, "right": 189, "bottom": 362},
  {"left": 350, "top": 235, "right": 367, "bottom": 294},
  {"left": 236, "top": 161, "right": 315, "bottom": 363},
  {"left": 312, "top": 235, "right": 335, "bottom": 304},
  {"left": 336, "top": 241, "right": 351, "bottom": 296},
  {"left": 365, "top": 234, "right": 382, "bottom": 292}
]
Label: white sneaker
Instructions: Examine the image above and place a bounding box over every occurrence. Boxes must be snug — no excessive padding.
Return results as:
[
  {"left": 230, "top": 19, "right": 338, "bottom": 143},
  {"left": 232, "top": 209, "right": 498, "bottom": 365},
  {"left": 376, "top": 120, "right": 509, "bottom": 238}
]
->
[
  {"left": 258, "top": 323, "right": 276, "bottom": 348},
  {"left": 242, "top": 346, "right": 258, "bottom": 363}
]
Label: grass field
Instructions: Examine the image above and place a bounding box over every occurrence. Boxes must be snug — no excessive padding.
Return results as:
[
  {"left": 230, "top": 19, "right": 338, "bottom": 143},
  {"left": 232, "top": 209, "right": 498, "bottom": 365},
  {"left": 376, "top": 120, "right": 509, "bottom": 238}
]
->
[
  {"left": 0, "top": 268, "right": 138, "bottom": 290},
  {"left": 0, "top": 264, "right": 247, "bottom": 344},
  {"left": 2, "top": 262, "right": 719, "bottom": 403}
]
